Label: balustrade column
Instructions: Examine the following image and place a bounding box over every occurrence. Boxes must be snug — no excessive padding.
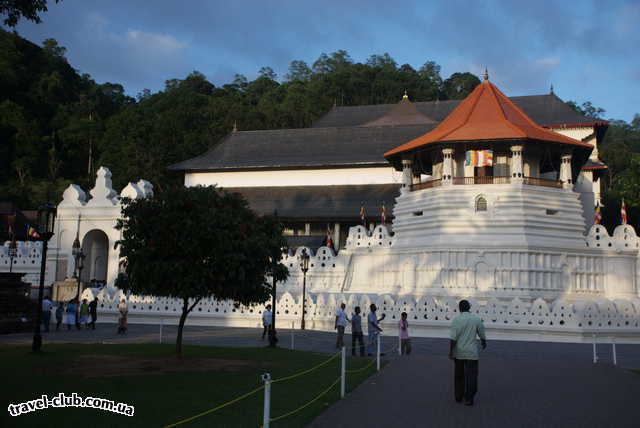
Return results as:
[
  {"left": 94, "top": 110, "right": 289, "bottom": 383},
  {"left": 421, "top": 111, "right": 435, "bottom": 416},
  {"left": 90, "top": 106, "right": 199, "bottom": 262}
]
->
[
  {"left": 401, "top": 159, "right": 413, "bottom": 190},
  {"left": 442, "top": 148, "right": 454, "bottom": 185},
  {"left": 510, "top": 145, "right": 523, "bottom": 183},
  {"left": 560, "top": 153, "right": 573, "bottom": 190}
]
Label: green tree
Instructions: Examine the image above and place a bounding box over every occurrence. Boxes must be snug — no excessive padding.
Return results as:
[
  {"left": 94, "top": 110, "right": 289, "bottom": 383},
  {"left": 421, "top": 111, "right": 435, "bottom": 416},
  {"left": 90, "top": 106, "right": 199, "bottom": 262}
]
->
[
  {"left": 442, "top": 72, "right": 481, "bottom": 100},
  {"left": 115, "top": 185, "right": 288, "bottom": 356},
  {"left": 1, "top": 0, "right": 62, "bottom": 27}
]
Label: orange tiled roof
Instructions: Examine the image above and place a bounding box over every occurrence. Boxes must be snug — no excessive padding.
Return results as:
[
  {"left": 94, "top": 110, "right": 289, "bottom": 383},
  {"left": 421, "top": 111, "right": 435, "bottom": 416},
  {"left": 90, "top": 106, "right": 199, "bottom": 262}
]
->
[{"left": 384, "top": 81, "right": 592, "bottom": 159}]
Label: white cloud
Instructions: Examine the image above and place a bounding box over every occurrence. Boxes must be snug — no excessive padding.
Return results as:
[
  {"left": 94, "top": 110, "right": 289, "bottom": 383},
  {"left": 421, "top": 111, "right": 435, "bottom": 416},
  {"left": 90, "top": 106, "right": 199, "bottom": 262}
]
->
[
  {"left": 125, "top": 30, "right": 186, "bottom": 54},
  {"left": 536, "top": 57, "right": 561, "bottom": 68}
]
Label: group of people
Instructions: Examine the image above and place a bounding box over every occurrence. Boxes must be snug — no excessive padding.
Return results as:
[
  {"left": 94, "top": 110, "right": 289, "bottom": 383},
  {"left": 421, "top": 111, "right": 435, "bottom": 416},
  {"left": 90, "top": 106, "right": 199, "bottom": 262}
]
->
[
  {"left": 41, "top": 295, "right": 98, "bottom": 331},
  {"left": 333, "top": 300, "right": 487, "bottom": 406},
  {"left": 40, "top": 295, "right": 130, "bottom": 336}
]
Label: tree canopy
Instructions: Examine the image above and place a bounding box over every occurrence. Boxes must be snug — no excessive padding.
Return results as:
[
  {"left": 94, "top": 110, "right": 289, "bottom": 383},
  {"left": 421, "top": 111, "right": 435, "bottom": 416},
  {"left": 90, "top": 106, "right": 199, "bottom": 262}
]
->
[
  {"left": 115, "top": 185, "right": 288, "bottom": 355},
  {"left": 1, "top": 0, "right": 62, "bottom": 27},
  {"left": 1, "top": 30, "right": 485, "bottom": 207}
]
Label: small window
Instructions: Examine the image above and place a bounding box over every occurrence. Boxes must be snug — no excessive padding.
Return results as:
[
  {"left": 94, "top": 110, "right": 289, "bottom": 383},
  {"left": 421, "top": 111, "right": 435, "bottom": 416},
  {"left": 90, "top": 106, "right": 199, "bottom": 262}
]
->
[
  {"left": 546, "top": 209, "right": 558, "bottom": 215},
  {"left": 475, "top": 197, "right": 487, "bottom": 212},
  {"left": 412, "top": 211, "right": 423, "bottom": 216}
]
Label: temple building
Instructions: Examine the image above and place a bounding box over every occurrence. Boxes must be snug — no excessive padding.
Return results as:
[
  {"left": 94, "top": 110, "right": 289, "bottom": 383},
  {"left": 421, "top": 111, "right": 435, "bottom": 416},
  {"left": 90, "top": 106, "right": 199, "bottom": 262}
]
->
[
  {"left": 30, "top": 75, "right": 639, "bottom": 342},
  {"left": 170, "top": 79, "right": 608, "bottom": 251}
]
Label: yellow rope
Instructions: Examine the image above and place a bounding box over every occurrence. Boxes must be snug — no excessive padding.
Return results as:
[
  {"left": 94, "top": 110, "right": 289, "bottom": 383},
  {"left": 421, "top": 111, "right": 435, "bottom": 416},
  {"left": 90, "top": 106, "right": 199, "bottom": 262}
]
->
[
  {"left": 163, "top": 384, "right": 264, "bottom": 428},
  {"left": 271, "top": 351, "right": 340, "bottom": 384},
  {"left": 345, "top": 358, "right": 376, "bottom": 373},
  {"left": 268, "top": 376, "right": 341, "bottom": 424}
]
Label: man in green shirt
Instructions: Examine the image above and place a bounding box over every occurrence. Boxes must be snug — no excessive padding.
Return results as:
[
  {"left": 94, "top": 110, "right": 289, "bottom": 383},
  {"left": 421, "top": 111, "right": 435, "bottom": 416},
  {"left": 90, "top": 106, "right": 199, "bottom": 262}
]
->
[{"left": 449, "top": 300, "right": 487, "bottom": 406}]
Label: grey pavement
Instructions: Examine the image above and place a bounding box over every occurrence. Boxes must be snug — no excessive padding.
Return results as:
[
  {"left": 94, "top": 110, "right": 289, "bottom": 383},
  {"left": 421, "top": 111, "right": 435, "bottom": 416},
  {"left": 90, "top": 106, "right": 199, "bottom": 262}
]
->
[{"left": 2, "top": 323, "right": 639, "bottom": 427}]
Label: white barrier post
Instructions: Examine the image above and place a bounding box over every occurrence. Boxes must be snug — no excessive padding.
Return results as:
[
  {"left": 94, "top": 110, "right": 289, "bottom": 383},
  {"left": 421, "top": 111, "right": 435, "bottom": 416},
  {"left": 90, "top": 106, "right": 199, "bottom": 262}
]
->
[
  {"left": 592, "top": 333, "right": 598, "bottom": 363},
  {"left": 612, "top": 337, "right": 617, "bottom": 366},
  {"left": 377, "top": 333, "right": 381, "bottom": 371},
  {"left": 159, "top": 318, "right": 163, "bottom": 344},
  {"left": 340, "top": 346, "right": 346, "bottom": 399},
  {"left": 291, "top": 321, "right": 295, "bottom": 350},
  {"left": 262, "top": 373, "right": 271, "bottom": 428}
]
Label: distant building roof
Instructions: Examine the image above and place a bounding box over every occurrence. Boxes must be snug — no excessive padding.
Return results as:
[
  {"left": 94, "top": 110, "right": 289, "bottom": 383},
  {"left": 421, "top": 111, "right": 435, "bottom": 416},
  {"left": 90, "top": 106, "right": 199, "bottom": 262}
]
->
[
  {"left": 224, "top": 184, "right": 401, "bottom": 220},
  {"left": 385, "top": 81, "right": 593, "bottom": 160},
  {"left": 169, "top": 125, "right": 434, "bottom": 172},
  {"left": 170, "top": 90, "right": 601, "bottom": 173},
  {"left": 312, "top": 93, "right": 599, "bottom": 129}
]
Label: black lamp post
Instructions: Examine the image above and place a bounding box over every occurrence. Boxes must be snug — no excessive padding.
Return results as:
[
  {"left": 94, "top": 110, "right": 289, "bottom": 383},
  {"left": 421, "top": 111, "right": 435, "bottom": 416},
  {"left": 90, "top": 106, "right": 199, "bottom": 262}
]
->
[
  {"left": 8, "top": 237, "right": 17, "bottom": 273},
  {"left": 32, "top": 203, "right": 57, "bottom": 352},
  {"left": 298, "top": 248, "right": 310, "bottom": 330},
  {"left": 72, "top": 235, "right": 85, "bottom": 328}
]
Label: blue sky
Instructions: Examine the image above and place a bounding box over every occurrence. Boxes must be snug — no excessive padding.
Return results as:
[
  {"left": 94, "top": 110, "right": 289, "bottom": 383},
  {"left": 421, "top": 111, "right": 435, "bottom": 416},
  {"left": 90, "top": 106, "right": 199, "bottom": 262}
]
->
[{"left": 13, "top": 0, "right": 640, "bottom": 122}]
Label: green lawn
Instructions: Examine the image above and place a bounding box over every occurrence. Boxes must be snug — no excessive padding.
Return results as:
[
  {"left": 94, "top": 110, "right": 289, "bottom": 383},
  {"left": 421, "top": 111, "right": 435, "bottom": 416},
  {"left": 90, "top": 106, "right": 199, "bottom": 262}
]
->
[{"left": 1, "top": 343, "right": 381, "bottom": 427}]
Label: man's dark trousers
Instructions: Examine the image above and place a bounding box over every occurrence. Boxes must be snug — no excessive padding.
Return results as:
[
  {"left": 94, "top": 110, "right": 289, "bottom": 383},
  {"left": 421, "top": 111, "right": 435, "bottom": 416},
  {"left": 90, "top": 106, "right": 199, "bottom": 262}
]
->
[
  {"left": 352, "top": 332, "right": 365, "bottom": 356},
  {"left": 454, "top": 359, "right": 479, "bottom": 402}
]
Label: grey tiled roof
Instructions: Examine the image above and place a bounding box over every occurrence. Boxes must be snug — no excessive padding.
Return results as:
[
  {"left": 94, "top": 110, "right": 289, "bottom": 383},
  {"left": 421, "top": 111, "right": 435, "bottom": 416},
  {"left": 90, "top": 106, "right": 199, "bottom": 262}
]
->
[
  {"left": 224, "top": 184, "right": 401, "bottom": 219},
  {"left": 169, "top": 125, "right": 434, "bottom": 171},
  {"left": 312, "top": 94, "right": 595, "bottom": 128},
  {"left": 170, "top": 94, "right": 597, "bottom": 172}
]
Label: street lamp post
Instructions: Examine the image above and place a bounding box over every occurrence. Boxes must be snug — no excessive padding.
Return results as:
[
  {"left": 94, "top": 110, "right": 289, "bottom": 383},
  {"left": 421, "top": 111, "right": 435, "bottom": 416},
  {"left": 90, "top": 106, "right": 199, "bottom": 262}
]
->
[
  {"left": 298, "top": 249, "right": 310, "bottom": 330},
  {"left": 32, "top": 203, "right": 57, "bottom": 352},
  {"left": 72, "top": 235, "right": 85, "bottom": 328}
]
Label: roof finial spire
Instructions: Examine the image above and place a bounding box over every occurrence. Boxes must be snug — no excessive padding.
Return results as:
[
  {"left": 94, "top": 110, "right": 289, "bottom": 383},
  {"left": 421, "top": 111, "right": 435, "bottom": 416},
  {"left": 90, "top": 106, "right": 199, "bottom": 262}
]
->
[
  {"left": 483, "top": 67, "right": 489, "bottom": 81},
  {"left": 232, "top": 120, "right": 237, "bottom": 132},
  {"left": 402, "top": 90, "right": 408, "bottom": 100},
  {"left": 550, "top": 83, "right": 554, "bottom": 95}
]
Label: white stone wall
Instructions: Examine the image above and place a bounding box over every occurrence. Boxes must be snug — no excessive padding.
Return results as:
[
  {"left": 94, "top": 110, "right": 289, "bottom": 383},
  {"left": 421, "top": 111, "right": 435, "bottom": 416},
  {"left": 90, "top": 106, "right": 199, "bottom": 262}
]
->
[{"left": 185, "top": 167, "right": 403, "bottom": 188}]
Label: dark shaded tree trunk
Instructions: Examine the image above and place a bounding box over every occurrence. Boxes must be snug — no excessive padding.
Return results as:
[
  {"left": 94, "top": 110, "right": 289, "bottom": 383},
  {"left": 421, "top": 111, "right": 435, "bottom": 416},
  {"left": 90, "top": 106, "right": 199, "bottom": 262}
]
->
[
  {"left": 176, "top": 298, "right": 189, "bottom": 357},
  {"left": 176, "top": 296, "right": 203, "bottom": 357}
]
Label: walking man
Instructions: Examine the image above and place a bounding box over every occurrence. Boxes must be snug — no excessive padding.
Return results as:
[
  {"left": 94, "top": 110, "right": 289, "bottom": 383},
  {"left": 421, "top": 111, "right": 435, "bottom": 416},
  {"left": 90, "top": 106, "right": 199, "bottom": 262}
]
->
[
  {"left": 262, "top": 304, "right": 272, "bottom": 340},
  {"left": 42, "top": 295, "right": 53, "bottom": 332},
  {"left": 89, "top": 297, "right": 98, "bottom": 330},
  {"left": 335, "top": 303, "right": 349, "bottom": 348},
  {"left": 351, "top": 306, "right": 365, "bottom": 357},
  {"left": 367, "top": 304, "right": 385, "bottom": 356},
  {"left": 449, "top": 300, "right": 487, "bottom": 406}
]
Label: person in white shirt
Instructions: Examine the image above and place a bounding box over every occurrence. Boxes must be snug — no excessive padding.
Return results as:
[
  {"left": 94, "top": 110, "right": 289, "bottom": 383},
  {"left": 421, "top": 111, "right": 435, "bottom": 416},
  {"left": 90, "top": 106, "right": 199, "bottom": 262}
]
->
[
  {"left": 335, "top": 303, "right": 349, "bottom": 348},
  {"left": 41, "top": 296, "right": 53, "bottom": 332},
  {"left": 262, "top": 304, "right": 272, "bottom": 340}
]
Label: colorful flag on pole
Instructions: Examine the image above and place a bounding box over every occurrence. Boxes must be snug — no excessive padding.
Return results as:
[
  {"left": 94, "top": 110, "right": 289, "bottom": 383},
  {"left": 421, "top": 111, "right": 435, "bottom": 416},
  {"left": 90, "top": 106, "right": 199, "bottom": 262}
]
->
[
  {"left": 620, "top": 200, "right": 628, "bottom": 225},
  {"left": 465, "top": 150, "right": 494, "bottom": 167},
  {"left": 360, "top": 204, "right": 366, "bottom": 227},
  {"left": 27, "top": 225, "right": 40, "bottom": 240},
  {"left": 380, "top": 203, "right": 386, "bottom": 224},
  {"left": 594, "top": 203, "right": 602, "bottom": 225},
  {"left": 325, "top": 225, "right": 334, "bottom": 249}
]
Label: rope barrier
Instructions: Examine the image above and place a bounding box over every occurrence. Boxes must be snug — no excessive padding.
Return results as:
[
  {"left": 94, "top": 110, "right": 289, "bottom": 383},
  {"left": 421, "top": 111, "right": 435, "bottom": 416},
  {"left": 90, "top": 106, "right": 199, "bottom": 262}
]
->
[
  {"left": 266, "top": 376, "right": 341, "bottom": 425},
  {"left": 345, "top": 358, "right": 376, "bottom": 373},
  {"left": 163, "top": 384, "right": 265, "bottom": 428},
  {"left": 271, "top": 351, "right": 341, "bottom": 384}
]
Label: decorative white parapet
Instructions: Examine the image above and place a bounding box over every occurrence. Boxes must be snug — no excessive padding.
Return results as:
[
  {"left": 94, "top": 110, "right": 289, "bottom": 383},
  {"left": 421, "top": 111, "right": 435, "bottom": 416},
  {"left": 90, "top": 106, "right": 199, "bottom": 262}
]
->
[{"left": 82, "top": 287, "right": 640, "bottom": 343}]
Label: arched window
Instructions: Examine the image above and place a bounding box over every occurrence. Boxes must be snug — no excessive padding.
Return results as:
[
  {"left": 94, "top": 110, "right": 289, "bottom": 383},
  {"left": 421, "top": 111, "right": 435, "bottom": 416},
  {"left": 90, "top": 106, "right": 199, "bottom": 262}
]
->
[{"left": 475, "top": 196, "right": 487, "bottom": 212}]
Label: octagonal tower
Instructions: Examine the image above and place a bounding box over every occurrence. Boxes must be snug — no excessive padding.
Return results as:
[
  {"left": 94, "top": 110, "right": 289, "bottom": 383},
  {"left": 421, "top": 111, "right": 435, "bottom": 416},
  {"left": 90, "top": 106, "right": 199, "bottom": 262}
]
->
[{"left": 384, "top": 76, "right": 594, "bottom": 250}]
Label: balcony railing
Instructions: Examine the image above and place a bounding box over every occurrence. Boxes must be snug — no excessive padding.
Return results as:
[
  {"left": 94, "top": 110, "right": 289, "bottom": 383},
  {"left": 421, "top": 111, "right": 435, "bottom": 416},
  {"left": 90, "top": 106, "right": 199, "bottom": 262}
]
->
[
  {"left": 410, "top": 175, "right": 564, "bottom": 191},
  {"left": 451, "top": 176, "right": 511, "bottom": 185},
  {"left": 522, "top": 176, "right": 563, "bottom": 189},
  {"left": 410, "top": 179, "right": 442, "bottom": 191}
]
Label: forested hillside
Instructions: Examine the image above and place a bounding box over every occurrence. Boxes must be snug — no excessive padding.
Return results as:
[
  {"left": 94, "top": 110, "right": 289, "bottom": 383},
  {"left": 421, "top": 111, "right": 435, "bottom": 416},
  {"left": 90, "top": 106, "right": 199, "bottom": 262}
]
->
[{"left": 1, "top": 29, "right": 639, "bottom": 231}]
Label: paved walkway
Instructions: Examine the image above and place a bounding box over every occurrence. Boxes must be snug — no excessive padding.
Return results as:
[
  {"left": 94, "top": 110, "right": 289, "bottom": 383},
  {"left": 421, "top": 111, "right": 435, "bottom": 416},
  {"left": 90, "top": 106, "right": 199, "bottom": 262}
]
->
[
  {"left": 2, "top": 323, "right": 639, "bottom": 427},
  {"left": 309, "top": 353, "right": 639, "bottom": 428}
]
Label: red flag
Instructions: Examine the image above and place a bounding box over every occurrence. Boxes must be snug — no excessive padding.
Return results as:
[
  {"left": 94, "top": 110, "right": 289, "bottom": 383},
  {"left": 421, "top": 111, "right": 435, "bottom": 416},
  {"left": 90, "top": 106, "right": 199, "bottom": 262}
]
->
[
  {"left": 380, "top": 203, "right": 386, "bottom": 224},
  {"left": 27, "top": 225, "right": 40, "bottom": 240},
  {"left": 621, "top": 200, "right": 628, "bottom": 225},
  {"left": 360, "top": 204, "right": 366, "bottom": 227},
  {"left": 325, "top": 225, "right": 334, "bottom": 249}
]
